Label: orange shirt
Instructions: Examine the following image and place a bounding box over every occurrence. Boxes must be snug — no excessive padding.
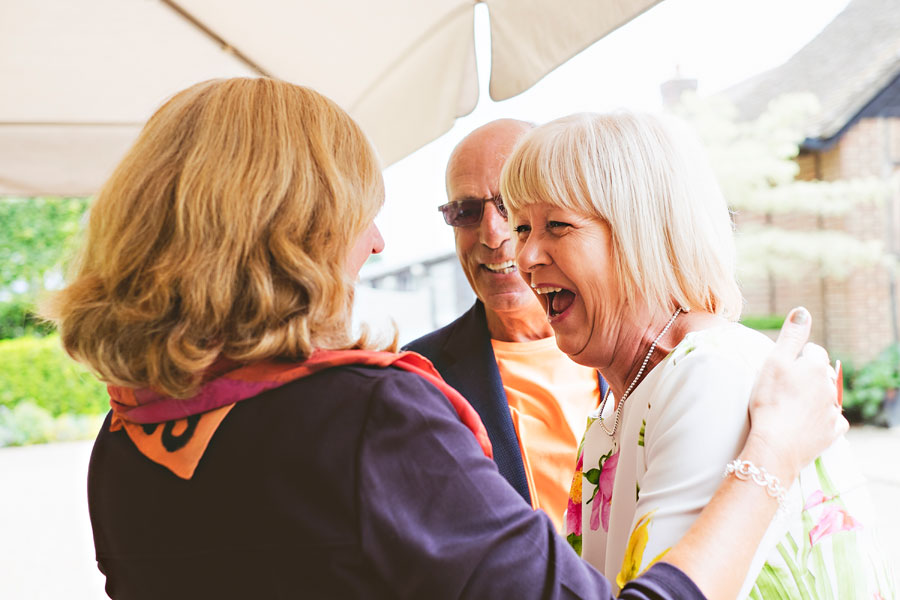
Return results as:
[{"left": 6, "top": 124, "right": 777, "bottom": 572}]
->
[{"left": 490, "top": 337, "right": 601, "bottom": 532}]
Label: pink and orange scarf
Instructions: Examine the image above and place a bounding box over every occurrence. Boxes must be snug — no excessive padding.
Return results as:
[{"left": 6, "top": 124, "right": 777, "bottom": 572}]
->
[{"left": 109, "top": 349, "right": 492, "bottom": 479}]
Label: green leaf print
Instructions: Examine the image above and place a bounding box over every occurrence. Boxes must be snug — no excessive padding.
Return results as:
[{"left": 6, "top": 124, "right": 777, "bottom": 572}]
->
[
  {"left": 576, "top": 414, "right": 600, "bottom": 457},
  {"left": 566, "top": 533, "right": 582, "bottom": 557},
  {"left": 833, "top": 530, "right": 866, "bottom": 600},
  {"left": 748, "top": 457, "right": 896, "bottom": 600},
  {"left": 878, "top": 558, "right": 897, "bottom": 599},
  {"left": 638, "top": 419, "right": 646, "bottom": 447},
  {"left": 812, "top": 458, "right": 867, "bottom": 598},
  {"left": 799, "top": 505, "right": 833, "bottom": 600},
  {"left": 585, "top": 448, "right": 615, "bottom": 504},
  {"left": 784, "top": 533, "right": 818, "bottom": 598},
  {"left": 755, "top": 563, "right": 797, "bottom": 600},
  {"left": 774, "top": 542, "right": 813, "bottom": 600},
  {"left": 814, "top": 457, "right": 838, "bottom": 497}
]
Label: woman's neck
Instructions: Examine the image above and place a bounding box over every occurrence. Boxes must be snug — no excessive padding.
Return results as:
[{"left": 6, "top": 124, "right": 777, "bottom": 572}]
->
[{"left": 603, "top": 310, "right": 726, "bottom": 404}]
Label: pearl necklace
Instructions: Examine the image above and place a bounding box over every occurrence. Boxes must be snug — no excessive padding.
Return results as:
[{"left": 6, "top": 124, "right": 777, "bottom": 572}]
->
[{"left": 597, "top": 307, "right": 683, "bottom": 436}]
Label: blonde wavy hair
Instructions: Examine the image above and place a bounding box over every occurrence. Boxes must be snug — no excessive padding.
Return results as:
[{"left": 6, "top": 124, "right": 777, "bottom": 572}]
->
[
  {"left": 45, "top": 77, "right": 388, "bottom": 397},
  {"left": 501, "top": 111, "right": 742, "bottom": 320}
]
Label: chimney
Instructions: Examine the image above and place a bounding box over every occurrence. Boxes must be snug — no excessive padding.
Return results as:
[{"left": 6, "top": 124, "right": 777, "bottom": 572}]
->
[{"left": 660, "top": 66, "right": 698, "bottom": 108}]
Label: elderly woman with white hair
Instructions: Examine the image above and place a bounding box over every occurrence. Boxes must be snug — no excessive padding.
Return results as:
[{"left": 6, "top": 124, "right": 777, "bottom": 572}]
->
[{"left": 501, "top": 111, "right": 893, "bottom": 598}]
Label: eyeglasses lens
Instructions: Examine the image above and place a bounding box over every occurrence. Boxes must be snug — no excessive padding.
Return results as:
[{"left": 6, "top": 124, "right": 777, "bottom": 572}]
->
[
  {"left": 440, "top": 200, "right": 482, "bottom": 227},
  {"left": 438, "top": 196, "right": 507, "bottom": 227}
]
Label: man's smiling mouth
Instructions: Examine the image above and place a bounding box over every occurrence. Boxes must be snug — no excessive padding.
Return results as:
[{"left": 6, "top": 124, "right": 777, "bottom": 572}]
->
[{"left": 483, "top": 260, "right": 516, "bottom": 274}]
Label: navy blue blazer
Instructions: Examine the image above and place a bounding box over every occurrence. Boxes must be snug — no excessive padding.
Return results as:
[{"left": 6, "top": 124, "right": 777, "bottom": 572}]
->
[
  {"left": 88, "top": 364, "right": 697, "bottom": 599},
  {"left": 403, "top": 301, "right": 608, "bottom": 505}
]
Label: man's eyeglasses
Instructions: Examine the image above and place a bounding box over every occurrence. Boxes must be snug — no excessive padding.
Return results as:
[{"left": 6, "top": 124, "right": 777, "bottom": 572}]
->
[{"left": 437, "top": 195, "right": 508, "bottom": 227}]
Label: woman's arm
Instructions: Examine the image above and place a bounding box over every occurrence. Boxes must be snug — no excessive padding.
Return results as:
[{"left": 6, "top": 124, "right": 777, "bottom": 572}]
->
[
  {"left": 357, "top": 367, "right": 622, "bottom": 599},
  {"left": 355, "top": 308, "right": 842, "bottom": 599},
  {"left": 665, "top": 307, "right": 847, "bottom": 599}
]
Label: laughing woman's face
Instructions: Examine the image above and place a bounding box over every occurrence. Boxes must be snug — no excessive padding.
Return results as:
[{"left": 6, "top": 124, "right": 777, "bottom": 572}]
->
[{"left": 511, "top": 202, "right": 632, "bottom": 369}]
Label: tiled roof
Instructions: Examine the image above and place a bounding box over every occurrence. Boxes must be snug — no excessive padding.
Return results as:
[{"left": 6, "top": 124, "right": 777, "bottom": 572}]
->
[{"left": 726, "top": 0, "right": 900, "bottom": 142}]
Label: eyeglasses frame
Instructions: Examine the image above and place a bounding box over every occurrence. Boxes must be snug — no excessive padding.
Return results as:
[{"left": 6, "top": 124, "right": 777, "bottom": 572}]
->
[{"left": 437, "top": 194, "right": 508, "bottom": 227}]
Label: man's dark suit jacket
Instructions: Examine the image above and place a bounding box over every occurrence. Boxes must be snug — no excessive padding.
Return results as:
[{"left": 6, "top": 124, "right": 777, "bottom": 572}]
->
[{"left": 403, "top": 301, "right": 608, "bottom": 505}]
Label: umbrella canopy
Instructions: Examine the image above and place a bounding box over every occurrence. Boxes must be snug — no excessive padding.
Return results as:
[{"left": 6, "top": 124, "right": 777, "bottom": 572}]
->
[{"left": 0, "top": 0, "right": 659, "bottom": 196}]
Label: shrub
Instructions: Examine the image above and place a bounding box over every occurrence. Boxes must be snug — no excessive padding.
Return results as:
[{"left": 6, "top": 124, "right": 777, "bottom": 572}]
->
[
  {"left": 842, "top": 344, "right": 900, "bottom": 423},
  {"left": 0, "top": 335, "right": 108, "bottom": 418},
  {"left": 0, "top": 403, "right": 104, "bottom": 447},
  {"left": 0, "top": 195, "right": 90, "bottom": 340},
  {"left": 0, "top": 196, "right": 90, "bottom": 293},
  {"left": 0, "top": 296, "right": 55, "bottom": 340},
  {"left": 740, "top": 314, "right": 785, "bottom": 331}
]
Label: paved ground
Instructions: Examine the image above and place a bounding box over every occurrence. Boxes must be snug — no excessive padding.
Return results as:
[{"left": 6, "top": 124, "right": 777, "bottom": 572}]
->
[
  {"left": 1, "top": 426, "right": 898, "bottom": 599},
  {"left": 0, "top": 440, "right": 106, "bottom": 600},
  {"left": 844, "top": 425, "right": 900, "bottom": 574}
]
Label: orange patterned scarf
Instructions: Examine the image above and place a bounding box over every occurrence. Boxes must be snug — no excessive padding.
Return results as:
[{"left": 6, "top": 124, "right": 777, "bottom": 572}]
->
[{"left": 108, "top": 349, "right": 493, "bottom": 479}]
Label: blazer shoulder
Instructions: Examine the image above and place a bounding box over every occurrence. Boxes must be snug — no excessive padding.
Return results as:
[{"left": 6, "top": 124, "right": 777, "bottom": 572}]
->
[{"left": 403, "top": 320, "right": 456, "bottom": 355}]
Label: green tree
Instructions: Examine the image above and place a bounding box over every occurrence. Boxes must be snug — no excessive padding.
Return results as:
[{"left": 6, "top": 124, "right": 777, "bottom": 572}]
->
[{"left": 0, "top": 196, "right": 90, "bottom": 338}]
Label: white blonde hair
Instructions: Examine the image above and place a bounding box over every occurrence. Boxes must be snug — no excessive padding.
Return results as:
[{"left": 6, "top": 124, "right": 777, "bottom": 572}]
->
[{"left": 500, "top": 111, "right": 742, "bottom": 320}]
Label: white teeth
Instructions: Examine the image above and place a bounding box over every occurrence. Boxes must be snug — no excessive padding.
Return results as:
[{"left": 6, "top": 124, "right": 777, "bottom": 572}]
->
[
  {"left": 531, "top": 286, "right": 562, "bottom": 295},
  {"left": 484, "top": 260, "right": 516, "bottom": 274}
]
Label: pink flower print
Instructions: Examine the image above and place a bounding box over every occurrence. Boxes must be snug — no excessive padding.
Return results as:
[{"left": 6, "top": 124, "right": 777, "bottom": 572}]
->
[
  {"left": 566, "top": 453, "right": 584, "bottom": 537},
  {"left": 567, "top": 496, "right": 581, "bottom": 536},
  {"left": 803, "top": 489, "right": 835, "bottom": 510},
  {"left": 589, "top": 491, "right": 602, "bottom": 531},
  {"left": 588, "top": 450, "right": 619, "bottom": 532},
  {"left": 808, "top": 504, "right": 863, "bottom": 547},
  {"left": 598, "top": 450, "right": 619, "bottom": 531}
]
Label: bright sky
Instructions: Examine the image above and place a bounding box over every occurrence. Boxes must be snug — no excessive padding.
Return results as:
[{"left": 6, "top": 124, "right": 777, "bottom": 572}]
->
[{"left": 368, "top": 0, "right": 852, "bottom": 274}]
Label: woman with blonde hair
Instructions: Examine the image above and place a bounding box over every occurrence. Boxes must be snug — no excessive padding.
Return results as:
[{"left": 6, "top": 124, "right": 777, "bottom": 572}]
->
[
  {"left": 502, "top": 111, "right": 893, "bottom": 598},
  {"left": 50, "top": 78, "right": 845, "bottom": 599}
]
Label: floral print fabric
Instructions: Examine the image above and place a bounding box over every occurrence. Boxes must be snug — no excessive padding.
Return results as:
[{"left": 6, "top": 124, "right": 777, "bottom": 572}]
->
[{"left": 565, "top": 323, "right": 895, "bottom": 598}]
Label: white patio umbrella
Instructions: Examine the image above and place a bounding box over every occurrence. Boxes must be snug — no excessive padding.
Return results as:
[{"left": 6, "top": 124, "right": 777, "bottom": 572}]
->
[{"left": 0, "top": 0, "right": 660, "bottom": 196}]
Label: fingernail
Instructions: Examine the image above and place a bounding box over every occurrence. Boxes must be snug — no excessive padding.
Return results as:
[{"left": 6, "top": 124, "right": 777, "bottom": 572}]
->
[
  {"left": 790, "top": 307, "right": 810, "bottom": 324},
  {"left": 835, "top": 360, "right": 843, "bottom": 407}
]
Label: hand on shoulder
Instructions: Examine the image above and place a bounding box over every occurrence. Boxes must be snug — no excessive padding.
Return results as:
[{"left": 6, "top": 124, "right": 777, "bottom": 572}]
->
[{"left": 744, "top": 307, "right": 848, "bottom": 482}]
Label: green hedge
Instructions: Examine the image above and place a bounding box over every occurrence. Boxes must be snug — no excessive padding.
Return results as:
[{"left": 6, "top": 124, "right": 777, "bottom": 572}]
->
[
  {"left": 740, "top": 314, "right": 785, "bottom": 331},
  {"left": 0, "top": 334, "right": 108, "bottom": 446},
  {"left": 0, "top": 196, "right": 91, "bottom": 340},
  {"left": 0, "top": 334, "right": 108, "bottom": 416},
  {"left": 0, "top": 297, "right": 55, "bottom": 340},
  {"left": 841, "top": 343, "right": 900, "bottom": 424},
  {"left": 0, "top": 403, "right": 105, "bottom": 447}
]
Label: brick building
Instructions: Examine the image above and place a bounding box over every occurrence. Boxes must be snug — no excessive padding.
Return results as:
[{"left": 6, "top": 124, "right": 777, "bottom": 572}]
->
[{"left": 725, "top": 0, "right": 900, "bottom": 362}]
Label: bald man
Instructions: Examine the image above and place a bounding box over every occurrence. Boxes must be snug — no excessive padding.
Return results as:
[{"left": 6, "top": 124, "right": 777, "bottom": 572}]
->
[{"left": 404, "top": 120, "right": 606, "bottom": 533}]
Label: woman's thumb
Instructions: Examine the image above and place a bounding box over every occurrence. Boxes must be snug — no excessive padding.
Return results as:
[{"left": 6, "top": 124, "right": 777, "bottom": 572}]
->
[{"left": 772, "top": 307, "right": 812, "bottom": 360}]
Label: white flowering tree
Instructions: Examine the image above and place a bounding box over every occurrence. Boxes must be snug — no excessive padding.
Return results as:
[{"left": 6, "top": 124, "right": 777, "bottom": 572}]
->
[{"left": 673, "top": 92, "right": 888, "bottom": 283}]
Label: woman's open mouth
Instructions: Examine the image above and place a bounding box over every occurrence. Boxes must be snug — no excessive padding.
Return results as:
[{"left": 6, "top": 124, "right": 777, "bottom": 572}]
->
[{"left": 531, "top": 285, "right": 576, "bottom": 321}]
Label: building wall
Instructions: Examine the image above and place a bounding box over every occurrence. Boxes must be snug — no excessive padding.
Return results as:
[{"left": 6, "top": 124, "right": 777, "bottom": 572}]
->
[
  {"left": 739, "top": 116, "right": 900, "bottom": 363},
  {"left": 358, "top": 252, "right": 475, "bottom": 344}
]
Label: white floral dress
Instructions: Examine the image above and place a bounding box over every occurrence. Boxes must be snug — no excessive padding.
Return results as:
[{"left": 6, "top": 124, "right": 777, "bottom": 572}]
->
[{"left": 565, "top": 323, "right": 895, "bottom": 599}]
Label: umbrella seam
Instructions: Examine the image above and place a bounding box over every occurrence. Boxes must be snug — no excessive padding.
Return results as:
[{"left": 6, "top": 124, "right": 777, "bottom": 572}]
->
[{"left": 159, "top": 0, "right": 273, "bottom": 78}]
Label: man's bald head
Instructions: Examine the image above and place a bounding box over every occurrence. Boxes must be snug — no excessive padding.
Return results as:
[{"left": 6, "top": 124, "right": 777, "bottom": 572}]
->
[{"left": 445, "top": 119, "right": 534, "bottom": 196}]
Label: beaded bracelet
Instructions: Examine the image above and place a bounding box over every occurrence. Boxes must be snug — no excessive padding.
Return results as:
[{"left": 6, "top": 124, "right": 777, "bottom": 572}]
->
[{"left": 723, "top": 458, "right": 788, "bottom": 515}]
